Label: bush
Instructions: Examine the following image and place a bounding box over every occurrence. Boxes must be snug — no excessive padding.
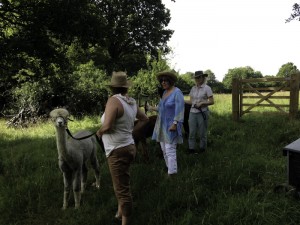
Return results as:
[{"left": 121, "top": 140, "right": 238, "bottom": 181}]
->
[
  {"left": 70, "top": 61, "right": 109, "bottom": 116},
  {"left": 7, "top": 61, "right": 110, "bottom": 125}
]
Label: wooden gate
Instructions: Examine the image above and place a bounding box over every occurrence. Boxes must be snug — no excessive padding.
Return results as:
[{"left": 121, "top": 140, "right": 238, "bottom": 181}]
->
[{"left": 232, "top": 73, "right": 300, "bottom": 121}]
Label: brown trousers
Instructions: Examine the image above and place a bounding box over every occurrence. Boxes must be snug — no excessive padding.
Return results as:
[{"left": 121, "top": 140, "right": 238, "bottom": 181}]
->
[{"left": 107, "top": 144, "right": 136, "bottom": 217}]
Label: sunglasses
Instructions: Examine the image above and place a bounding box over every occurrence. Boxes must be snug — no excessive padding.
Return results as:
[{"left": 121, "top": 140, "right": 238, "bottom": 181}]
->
[{"left": 160, "top": 78, "right": 170, "bottom": 83}]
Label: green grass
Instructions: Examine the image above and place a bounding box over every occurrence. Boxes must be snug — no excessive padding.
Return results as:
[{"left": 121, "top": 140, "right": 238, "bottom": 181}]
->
[{"left": 1, "top": 94, "right": 300, "bottom": 225}]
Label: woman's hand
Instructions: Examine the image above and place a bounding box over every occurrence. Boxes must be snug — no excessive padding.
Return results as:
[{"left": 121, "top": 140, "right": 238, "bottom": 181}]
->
[
  {"left": 147, "top": 103, "right": 157, "bottom": 112},
  {"left": 195, "top": 102, "right": 204, "bottom": 109},
  {"left": 96, "top": 129, "right": 102, "bottom": 139},
  {"left": 169, "top": 124, "right": 177, "bottom": 131}
]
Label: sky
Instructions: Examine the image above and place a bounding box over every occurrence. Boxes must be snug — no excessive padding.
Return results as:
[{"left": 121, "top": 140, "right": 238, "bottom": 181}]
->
[{"left": 161, "top": 0, "right": 300, "bottom": 81}]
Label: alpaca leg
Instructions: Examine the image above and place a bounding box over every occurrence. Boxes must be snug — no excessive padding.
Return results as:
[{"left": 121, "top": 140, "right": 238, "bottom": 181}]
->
[
  {"left": 73, "top": 170, "right": 82, "bottom": 209},
  {"left": 81, "top": 163, "right": 88, "bottom": 193},
  {"left": 63, "top": 191, "right": 70, "bottom": 210},
  {"left": 63, "top": 171, "right": 72, "bottom": 210},
  {"left": 74, "top": 191, "right": 81, "bottom": 209},
  {"left": 90, "top": 153, "right": 100, "bottom": 189}
]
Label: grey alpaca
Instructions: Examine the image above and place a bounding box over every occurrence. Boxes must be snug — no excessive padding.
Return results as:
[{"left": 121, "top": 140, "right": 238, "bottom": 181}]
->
[{"left": 50, "top": 108, "right": 100, "bottom": 209}]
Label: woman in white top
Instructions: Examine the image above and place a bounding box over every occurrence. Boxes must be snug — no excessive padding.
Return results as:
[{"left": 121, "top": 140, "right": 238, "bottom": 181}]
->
[
  {"left": 185, "top": 70, "right": 214, "bottom": 154},
  {"left": 97, "top": 71, "right": 148, "bottom": 225}
]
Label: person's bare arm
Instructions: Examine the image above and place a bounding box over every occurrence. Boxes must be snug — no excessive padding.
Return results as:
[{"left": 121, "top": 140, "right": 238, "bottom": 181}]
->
[
  {"left": 147, "top": 103, "right": 158, "bottom": 112},
  {"left": 184, "top": 95, "right": 192, "bottom": 105},
  {"left": 195, "top": 96, "right": 214, "bottom": 108},
  {"left": 207, "top": 96, "right": 214, "bottom": 105},
  {"left": 97, "top": 97, "right": 123, "bottom": 137}
]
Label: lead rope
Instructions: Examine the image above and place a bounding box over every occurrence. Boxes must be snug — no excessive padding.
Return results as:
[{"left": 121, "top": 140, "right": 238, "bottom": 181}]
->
[
  {"left": 65, "top": 128, "right": 96, "bottom": 140},
  {"left": 66, "top": 128, "right": 105, "bottom": 153}
]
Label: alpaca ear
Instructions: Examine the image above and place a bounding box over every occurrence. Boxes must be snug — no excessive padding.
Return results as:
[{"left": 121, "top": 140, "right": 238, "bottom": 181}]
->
[
  {"left": 49, "top": 109, "right": 57, "bottom": 118},
  {"left": 60, "top": 109, "right": 69, "bottom": 118}
]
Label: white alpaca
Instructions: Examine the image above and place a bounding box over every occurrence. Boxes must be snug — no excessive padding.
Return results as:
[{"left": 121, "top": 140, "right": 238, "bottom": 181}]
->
[{"left": 50, "top": 108, "right": 100, "bottom": 209}]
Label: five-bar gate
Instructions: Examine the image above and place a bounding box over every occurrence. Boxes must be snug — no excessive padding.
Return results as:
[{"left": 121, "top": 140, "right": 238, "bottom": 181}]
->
[{"left": 232, "top": 73, "right": 300, "bottom": 121}]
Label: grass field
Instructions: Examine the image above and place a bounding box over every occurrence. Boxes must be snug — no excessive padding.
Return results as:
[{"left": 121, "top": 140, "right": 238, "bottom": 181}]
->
[{"left": 1, "top": 93, "right": 300, "bottom": 225}]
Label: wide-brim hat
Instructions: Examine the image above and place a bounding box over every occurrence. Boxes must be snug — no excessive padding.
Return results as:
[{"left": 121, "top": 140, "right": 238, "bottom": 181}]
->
[
  {"left": 108, "top": 71, "right": 132, "bottom": 88},
  {"left": 194, "top": 70, "right": 208, "bottom": 78},
  {"left": 156, "top": 71, "right": 177, "bottom": 82}
]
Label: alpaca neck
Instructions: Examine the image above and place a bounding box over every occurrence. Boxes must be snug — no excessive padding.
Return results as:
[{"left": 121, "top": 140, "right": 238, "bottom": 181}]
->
[{"left": 55, "top": 127, "right": 69, "bottom": 160}]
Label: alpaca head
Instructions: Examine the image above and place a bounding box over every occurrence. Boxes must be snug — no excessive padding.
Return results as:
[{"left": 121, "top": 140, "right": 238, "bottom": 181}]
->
[{"left": 50, "top": 108, "right": 70, "bottom": 128}]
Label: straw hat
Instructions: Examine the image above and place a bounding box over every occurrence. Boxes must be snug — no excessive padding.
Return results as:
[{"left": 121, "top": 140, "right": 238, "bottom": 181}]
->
[
  {"left": 193, "top": 70, "right": 208, "bottom": 78},
  {"left": 156, "top": 71, "right": 177, "bottom": 82},
  {"left": 108, "top": 71, "right": 132, "bottom": 88}
]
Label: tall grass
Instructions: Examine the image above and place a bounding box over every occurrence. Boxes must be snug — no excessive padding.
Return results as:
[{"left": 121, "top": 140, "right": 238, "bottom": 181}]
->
[{"left": 1, "top": 93, "right": 300, "bottom": 225}]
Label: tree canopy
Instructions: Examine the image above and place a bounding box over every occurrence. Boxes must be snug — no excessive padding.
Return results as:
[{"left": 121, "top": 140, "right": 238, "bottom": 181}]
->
[
  {"left": 222, "top": 66, "right": 263, "bottom": 91},
  {"left": 286, "top": 3, "right": 300, "bottom": 22},
  {"left": 0, "top": 0, "right": 173, "bottom": 115},
  {"left": 95, "top": 0, "right": 173, "bottom": 74},
  {"left": 0, "top": 0, "right": 173, "bottom": 78},
  {"left": 276, "top": 62, "right": 299, "bottom": 78}
]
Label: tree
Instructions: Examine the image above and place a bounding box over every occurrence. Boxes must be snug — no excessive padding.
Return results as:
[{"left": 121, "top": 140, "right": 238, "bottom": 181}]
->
[
  {"left": 205, "top": 70, "right": 225, "bottom": 93},
  {"left": 130, "top": 52, "right": 171, "bottom": 100},
  {"left": 222, "top": 66, "right": 263, "bottom": 91},
  {"left": 179, "top": 72, "right": 194, "bottom": 93},
  {"left": 0, "top": 0, "right": 174, "bottom": 115},
  {"left": 205, "top": 69, "right": 218, "bottom": 87},
  {"left": 286, "top": 3, "right": 300, "bottom": 22},
  {"left": 94, "top": 0, "right": 173, "bottom": 75},
  {"left": 0, "top": 0, "right": 105, "bottom": 113},
  {"left": 0, "top": 0, "right": 173, "bottom": 81},
  {"left": 276, "top": 62, "right": 299, "bottom": 78},
  {"left": 0, "top": 0, "right": 103, "bottom": 84}
]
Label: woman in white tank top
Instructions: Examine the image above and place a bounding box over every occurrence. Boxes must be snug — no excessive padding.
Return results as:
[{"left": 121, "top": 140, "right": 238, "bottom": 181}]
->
[{"left": 97, "top": 71, "right": 148, "bottom": 225}]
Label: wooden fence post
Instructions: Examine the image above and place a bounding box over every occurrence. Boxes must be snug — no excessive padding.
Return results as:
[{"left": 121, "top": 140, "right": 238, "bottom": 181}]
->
[
  {"left": 289, "top": 73, "right": 300, "bottom": 119},
  {"left": 232, "top": 78, "right": 240, "bottom": 121}
]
